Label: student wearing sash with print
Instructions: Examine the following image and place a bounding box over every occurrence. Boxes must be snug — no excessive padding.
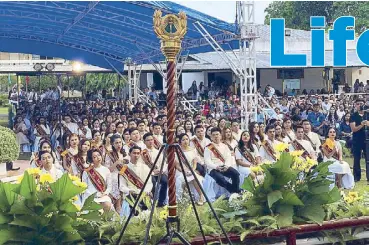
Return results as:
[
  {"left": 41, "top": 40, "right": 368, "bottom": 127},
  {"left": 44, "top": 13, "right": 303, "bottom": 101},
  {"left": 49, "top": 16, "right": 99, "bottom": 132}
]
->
[
  {"left": 204, "top": 127, "right": 240, "bottom": 194},
  {"left": 302, "top": 120, "right": 322, "bottom": 156},
  {"left": 190, "top": 125, "right": 210, "bottom": 177},
  {"left": 222, "top": 127, "right": 238, "bottom": 166},
  {"left": 282, "top": 118, "right": 296, "bottom": 143},
  {"left": 151, "top": 123, "right": 164, "bottom": 149},
  {"left": 249, "top": 122, "right": 264, "bottom": 149},
  {"left": 62, "top": 134, "right": 79, "bottom": 173},
  {"left": 31, "top": 140, "right": 62, "bottom": 170},
  {"left": 70, "top": 139, "right": 91, "bottom": 177},
  {"left": 38, "top": 151, "right": 63, "bottom": 180},
  {"left": 33, "top": 116, "right": 51, "bottom": 152},
  {"left": 235, "top": 131, "right": 261, "bottom": 185},
  {"left": 175, "top": 133, "right": 205, "bottom": 205},
  {"left": 231, "top": 120, "right": 242, "bottom": 142},
  {"left": 288, "top": 126, "right": 316, "bottom": 160},
  {"left": 259, "top": 124, "right": 281, "bottom": 163},
  {"left": 82, "top": 149, "right": 112, "bottom": 212},
  {"left": 321, "top": 127, "right": 354, "bottom": 189},
  {"left": 119, "top": 146, "right": 151, "bottom": 214},
  {"left": 275, "top": 125, "right": 288, "bottom": 143},
  {"left": 141, "top": 133, "right": 168, "bottom": 207},
  {"left": 104, "top": 134, "right": 127, "bottom": 213},
  {"left": 77, "top": 117, "right": 92, "bottom": 140}
]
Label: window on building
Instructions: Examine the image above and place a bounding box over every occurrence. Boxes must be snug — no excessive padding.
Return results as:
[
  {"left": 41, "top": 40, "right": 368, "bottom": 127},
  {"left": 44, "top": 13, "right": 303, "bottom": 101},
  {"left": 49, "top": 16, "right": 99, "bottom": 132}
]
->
[{"left": 277, "top": 69, "right": 304, "bottom": 79}]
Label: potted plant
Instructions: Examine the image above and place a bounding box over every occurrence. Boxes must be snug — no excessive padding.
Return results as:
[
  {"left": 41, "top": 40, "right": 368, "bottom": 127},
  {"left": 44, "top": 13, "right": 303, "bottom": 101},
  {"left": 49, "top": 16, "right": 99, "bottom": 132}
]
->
[{"left": 0, "top": 125, "right": 19, "bottom": 175}]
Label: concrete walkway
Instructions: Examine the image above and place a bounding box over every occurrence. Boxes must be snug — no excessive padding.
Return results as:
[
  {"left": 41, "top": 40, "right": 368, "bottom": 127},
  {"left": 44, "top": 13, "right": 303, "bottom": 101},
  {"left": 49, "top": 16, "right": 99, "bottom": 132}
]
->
[{"left": 0, "top": 160, "right": 29, "bottom": 183}]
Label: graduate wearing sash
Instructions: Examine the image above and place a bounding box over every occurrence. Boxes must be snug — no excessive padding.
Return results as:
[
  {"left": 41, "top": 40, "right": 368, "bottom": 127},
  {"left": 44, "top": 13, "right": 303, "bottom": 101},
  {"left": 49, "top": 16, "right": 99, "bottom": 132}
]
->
[
  {"left": 175, "top": 133, "right": 205, "bottom": 205},
  {"left": 141, "top": 133, "right": 168, "bottom": 207},
  {"left": 119, "top": 146, "right": 151, "bottom": 196},
  {"left": 82, "top": 149, "right": 112, "bottom": 212},
  {"left": 235, "top": 131, "right": 261, "bottom": 184},
  {"left": 288, "top": 126, "right": 316, "bottom": 160},
  {"left": 259, "top": 125, "right": 282, "bottom": 163},
  {"left": 190, "top": 125, "right": 210, "bottom": 177},
  {"left": 70, "top": 139, "right": 91, "bottom": 177},
  {"left": 321, "top": 128, "right": 354, "bottom": 189},
  {"left": 302, "top": 120, "right": 322, "bottom": 155},
  {"left": 104, "top": 135, "right": 127, "bottom": 213},
  {"left": 30, "top": 140, "right": 62, "bottom": 170},
  {"left": 204, "top": 127, "right": 240, "bottom": 194},
  {"left": 61, "top": 134, "right": 79, "bottom": 173}
]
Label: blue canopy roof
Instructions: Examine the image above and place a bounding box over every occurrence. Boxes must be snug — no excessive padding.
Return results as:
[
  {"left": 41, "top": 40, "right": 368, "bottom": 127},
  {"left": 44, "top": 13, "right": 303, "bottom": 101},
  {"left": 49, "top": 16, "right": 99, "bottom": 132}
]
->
[{"left": 0, "top": 1, "right": 238, "bottom": 71}]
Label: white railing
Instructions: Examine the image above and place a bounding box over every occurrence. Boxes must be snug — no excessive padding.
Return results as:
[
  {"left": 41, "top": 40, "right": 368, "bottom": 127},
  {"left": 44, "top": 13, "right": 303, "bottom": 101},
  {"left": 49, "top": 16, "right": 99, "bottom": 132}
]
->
[
  {"left": 180, "top": 98, "right": 197, "bottom": 114},
  {"left": 0, "top": 59, "right": 65, "bottom": 65}
]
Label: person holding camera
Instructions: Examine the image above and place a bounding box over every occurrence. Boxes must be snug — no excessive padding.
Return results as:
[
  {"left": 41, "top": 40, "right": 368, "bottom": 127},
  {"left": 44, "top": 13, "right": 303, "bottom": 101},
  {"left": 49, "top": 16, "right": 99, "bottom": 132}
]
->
[{"left": 350, "top": 99, "right": 369, "bottom": 182}]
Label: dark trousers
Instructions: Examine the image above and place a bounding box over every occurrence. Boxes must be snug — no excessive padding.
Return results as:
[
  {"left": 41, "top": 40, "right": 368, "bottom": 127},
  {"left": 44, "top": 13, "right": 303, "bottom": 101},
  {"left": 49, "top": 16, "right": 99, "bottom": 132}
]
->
[
  {"left": 209, "top": 167, "right": 240, "bottom": 194},
  {"left": 196, "top": 163, "right": 206, "bottom": 177},
  {"left": 151, "top": 175, "right": 168, "bottom": 207},
  {"left": 353, "top": 142, "right": 368, "bottom": 181}
]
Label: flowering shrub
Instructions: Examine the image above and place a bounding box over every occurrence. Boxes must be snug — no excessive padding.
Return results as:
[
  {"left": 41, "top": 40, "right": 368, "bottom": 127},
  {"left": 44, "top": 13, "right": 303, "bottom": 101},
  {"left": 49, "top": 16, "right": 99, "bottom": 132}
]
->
[
  {"left": 241, "top": 146, "right": 340, "bottom": 228},
  {"left": 0, "top": 125, "right": 19, "bottom": 163},
  {"left": 0, "top": 170, "right": 103, "bottom": 244}
]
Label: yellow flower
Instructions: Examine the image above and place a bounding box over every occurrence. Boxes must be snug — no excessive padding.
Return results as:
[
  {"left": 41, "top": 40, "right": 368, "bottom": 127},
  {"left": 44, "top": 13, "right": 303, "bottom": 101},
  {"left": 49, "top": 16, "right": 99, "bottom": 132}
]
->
[
  {"left": 73, "top": 203, "right": 81, "bottom": 211},
  {"left": 68, "top": 174, "right": 80, "bottom": 182},
  {"left": 306, "top": 157, "right": 317, "bottom": 167},
  {"left": 27, "top": 168, "right": 41, "bottom": 176},
  {"left": 39, "top": 173, "right": 55, "bottom": 184},
  {"left": 251, "top": 166, "right": 263, "bottom": 173},
  {"left": 290, "top": 150, "right": 304, "bottom": 157},
  {"left": 262, "top": 160, "right": 272, "bottom": 165},
  {"left": 71, "top": 196, "right": 79, "bottom": 202},
  {"left": 16, "top": 175, "right": 24, "bottom": 184},
  {"left": 344, "top": 191, "right": 362, "bottom": 204},
  {"left": 159, "top": 210, "right": 168, "bottom": 220},
  {"left": 274, "top": 142, "right": 289, "bottom": 153},
  {"left": 348, "top": 192, "right": 359, "bottom": 199},
  {"left": 73, "top": 180, "right": 87, "bottom": 189}
]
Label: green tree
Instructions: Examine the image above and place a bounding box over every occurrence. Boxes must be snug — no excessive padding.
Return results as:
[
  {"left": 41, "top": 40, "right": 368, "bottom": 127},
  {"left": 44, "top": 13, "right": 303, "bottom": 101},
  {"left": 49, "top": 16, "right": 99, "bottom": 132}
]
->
[
  {"left": 332, "top": 1, "right": 369, "bottom": 34},
  {"left": 265, "top": 1, "right": 369, "bottom": 35},
  {"left": 264, "top": 1, "right": 334, "bottom": 30},
  {"left": 86, "top": 73, "right": 126, "bottom": 92}
]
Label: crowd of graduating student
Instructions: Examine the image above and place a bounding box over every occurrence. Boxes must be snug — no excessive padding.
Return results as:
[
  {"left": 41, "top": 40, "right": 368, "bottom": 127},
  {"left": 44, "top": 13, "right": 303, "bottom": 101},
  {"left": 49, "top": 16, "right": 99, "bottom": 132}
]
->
[{"left": 11, "top": 92, "right": 369, "bottom": 214}]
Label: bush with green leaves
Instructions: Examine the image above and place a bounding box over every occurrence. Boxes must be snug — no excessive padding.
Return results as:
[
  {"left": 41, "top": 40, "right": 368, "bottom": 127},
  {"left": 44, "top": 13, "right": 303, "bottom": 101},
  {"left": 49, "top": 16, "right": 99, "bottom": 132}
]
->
[
  {"left": 241, "top": 152, "right": 340, "bottom": 228},
  {"left": 0, "top": 125, "right": 19, "bottom": 163},
  {"left": 0, "top": 171, "right": 104, "bottom": 245}
]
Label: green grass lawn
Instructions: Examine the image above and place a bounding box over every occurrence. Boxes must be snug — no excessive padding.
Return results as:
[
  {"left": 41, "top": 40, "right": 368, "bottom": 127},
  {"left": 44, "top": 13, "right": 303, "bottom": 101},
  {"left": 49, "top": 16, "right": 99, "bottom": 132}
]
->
[
  {"left": 0, "top": 106, "right": 8, "bottom": 115},
  {"left": 345, "top": 157, "right": 369, "bottom": 194}
]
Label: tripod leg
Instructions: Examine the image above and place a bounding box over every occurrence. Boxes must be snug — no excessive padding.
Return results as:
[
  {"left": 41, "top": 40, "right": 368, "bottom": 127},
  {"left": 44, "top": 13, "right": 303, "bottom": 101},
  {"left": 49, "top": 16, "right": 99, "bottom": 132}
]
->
[
  {"left": 173, "top": 231, "right": 191, "bottom": 245},
  {"left": 176, "top": 145, "right": 233, "bottom": 245},
  {"left": 116, "top": 145, "right": 166, "bottom": 245},
  {"left": 174, "top": 146, "right": 207, "bottom": 244},
  {"left": 165, "top": 231, "right": 175, "bottom": 245},
  {"left": 144, "top": 145, "right": 169, "bottom": 245}
]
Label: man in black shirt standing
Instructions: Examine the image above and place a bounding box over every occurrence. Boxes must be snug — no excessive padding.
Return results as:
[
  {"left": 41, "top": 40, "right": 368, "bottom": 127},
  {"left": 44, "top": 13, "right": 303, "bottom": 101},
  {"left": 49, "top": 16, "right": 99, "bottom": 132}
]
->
[{"left": 350, "top": 99, "right": 369, "bottom": 182}]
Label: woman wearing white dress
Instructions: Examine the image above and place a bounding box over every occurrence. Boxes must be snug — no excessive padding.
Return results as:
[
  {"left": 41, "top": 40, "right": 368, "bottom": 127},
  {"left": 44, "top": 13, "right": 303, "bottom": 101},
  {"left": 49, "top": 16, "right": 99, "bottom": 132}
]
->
[
  {"left": 321, "top": 127, "right": 354, "bottom": 189},
  {"left": 38, "top": 151, "right": 63, "bottom": 181},
  {"left": 235, "top": 131, "right": 261, "bottom": 186},
  {"left": 30, "top": 140, "right": 62, "bottom": 170},
  {"left": 175, "top": 133, "right": 205, "bottom": 205},
  {"left": 33, "top": 117, "right": 51, "bottom": 152},
  {"left": 82, "top": 149, "right": 112, "bottom": 212},
  {"left": 103, "top": 134, "right": 126, "bottom": 213}
]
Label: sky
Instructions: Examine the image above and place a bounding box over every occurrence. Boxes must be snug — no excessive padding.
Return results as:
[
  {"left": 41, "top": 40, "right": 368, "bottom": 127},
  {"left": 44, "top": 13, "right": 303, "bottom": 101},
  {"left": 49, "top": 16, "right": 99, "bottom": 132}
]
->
[{"left": 175, "top": 1, "right": 272, "bottom": 24}]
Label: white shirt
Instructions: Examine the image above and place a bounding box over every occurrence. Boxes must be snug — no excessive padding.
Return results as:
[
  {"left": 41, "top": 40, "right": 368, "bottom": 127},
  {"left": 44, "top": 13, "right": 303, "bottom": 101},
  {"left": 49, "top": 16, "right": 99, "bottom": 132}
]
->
[
  {"left": 119, "top": 160, "right": 152, "bottom": 195},
  {"left": 289, "top": 139, "right": 316, "bottom": 160},
  {"left": 204, "top": 142, "right": 233, "bottom": 171},
  {"left": 259, "top": 138, "right": 282, "bottom": 163}
]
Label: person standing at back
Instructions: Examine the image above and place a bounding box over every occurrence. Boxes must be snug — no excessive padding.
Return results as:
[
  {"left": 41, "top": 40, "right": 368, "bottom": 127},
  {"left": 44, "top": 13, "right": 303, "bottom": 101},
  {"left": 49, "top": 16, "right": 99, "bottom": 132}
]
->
[{"left": 350, "top": 99, "right": 369, "bottom": 183}]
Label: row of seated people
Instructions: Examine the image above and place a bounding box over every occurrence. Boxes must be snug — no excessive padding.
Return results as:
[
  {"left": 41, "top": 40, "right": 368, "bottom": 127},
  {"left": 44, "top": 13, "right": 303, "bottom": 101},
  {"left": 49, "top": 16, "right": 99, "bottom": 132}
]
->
[{"left": 30, "top": 121, "right": 354, "bottom": 214}]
